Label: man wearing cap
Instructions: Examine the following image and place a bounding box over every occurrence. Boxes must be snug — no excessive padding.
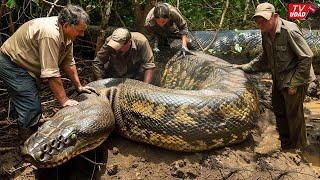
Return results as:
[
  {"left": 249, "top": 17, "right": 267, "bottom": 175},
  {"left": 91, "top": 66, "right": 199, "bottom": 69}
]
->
[
  {"left": 0, "top": 5, "right": 97, "bottom": 140},
  {"left": 233, "top": 2, "right": 315, "bottom": 150},
  {"left": 92, "top": 28, "right": 155, "bottom": 83}
]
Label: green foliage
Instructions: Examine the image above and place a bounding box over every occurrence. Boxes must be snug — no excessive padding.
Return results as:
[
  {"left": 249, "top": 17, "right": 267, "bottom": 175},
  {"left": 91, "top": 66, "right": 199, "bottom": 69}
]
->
[{"left": 6, "top": 0, "right": 15, "bottom": 9}]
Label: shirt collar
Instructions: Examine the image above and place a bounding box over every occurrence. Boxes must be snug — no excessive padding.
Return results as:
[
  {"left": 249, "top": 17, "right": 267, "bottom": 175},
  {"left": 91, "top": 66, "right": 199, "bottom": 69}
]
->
[
  {"left": 275, "top": 17, "right": 282, "bottom": 34},
  {"left": 131, "top": 38, "right": 137, "bottom": 50},
  {"left": 58, "top": 22, "right": 72, "bottom": 46}
]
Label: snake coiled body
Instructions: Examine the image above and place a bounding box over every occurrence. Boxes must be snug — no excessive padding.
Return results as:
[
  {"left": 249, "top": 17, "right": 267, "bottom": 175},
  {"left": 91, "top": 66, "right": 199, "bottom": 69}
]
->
[
  {"left": 23, "top": 48, "right": 259, "bottom": 168},
  {"left": 189, "top": 30, "right": 320, "bottom": 73}
]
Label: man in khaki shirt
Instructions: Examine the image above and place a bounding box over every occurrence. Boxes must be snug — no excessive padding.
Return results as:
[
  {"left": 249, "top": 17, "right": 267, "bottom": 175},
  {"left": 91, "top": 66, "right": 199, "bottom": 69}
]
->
[
  {"left": 92, "top": 28, "right": 155, "bottom": 83},
  {"left": 234, "top": 3, "right": 314, "bottom": 150},
  {"left": 0, "top": 5, "right": 96, "bottom": 136},
  {"left": 145, "top": 2, "right": 189, "bottom": 55}
]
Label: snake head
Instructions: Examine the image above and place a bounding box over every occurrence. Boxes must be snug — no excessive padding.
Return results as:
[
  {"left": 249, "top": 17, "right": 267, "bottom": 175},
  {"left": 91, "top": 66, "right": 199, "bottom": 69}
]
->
[{"left": 21, "top": 96, "right": 115, "bottom": 168}]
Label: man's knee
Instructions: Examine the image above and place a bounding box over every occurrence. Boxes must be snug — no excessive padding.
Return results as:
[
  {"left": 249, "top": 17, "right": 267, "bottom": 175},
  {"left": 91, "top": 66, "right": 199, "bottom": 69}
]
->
[{"left": 17, "top": 100, "right": 42, "bottom": 128}]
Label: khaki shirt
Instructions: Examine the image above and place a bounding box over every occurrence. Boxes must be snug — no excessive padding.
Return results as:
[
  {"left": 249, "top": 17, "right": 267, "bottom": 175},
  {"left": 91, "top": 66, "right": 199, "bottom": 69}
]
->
[
  {"left": 93, "top": 32, "right": 155, "bottom": 79},
  {"left": 242, "top": 17, "right": 313, "bottom": 89},
  {"left": 145, "top": 3, "right": 188, "bottom": 36},
  {"left": 0, "top": 16, "right": 75, "bottom": 78}
]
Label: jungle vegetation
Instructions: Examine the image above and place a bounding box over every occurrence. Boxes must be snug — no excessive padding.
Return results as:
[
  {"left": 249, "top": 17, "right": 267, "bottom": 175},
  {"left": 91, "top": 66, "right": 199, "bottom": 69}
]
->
[{"left": 1, "top": 0, "right": 320, "bottom": 54}]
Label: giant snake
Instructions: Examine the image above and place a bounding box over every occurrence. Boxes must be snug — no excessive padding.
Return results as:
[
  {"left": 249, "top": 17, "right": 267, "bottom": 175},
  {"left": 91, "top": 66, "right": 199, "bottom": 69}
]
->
[
  {"left": 23, "top": 28, "right": 320, "bottom": 168},
  {"left": 22, "top": 49, "right": 259, "bottom": 168}
]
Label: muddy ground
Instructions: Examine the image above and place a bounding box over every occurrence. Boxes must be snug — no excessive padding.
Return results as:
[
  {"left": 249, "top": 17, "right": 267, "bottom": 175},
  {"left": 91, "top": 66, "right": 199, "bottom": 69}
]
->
[{"left": 0, "top": 60, "right": 319, "bottom": 180}]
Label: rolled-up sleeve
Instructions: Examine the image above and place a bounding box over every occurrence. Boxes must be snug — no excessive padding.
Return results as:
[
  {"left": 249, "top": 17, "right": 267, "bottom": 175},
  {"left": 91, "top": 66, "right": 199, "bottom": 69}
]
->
[
  {"left": 92, "top": 39, "right": 113, "bottom": 79},
  {"left": 144, "top": 8, "right": 155, "bottom": 29},
  {"left": 242, "top": 51, "right": 269, "bottom": 73},
  {"left": 38, "top": 37, "right": 61, "bottom": 78},
  {"left": 141, "top": 40, "right": 156, "bottom": 69}
]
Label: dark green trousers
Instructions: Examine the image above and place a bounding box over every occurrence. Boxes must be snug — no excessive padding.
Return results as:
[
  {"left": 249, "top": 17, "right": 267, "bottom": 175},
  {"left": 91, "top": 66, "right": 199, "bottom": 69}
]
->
[{"left": 271, "top": 82, "right": 307, "bottom": 149}]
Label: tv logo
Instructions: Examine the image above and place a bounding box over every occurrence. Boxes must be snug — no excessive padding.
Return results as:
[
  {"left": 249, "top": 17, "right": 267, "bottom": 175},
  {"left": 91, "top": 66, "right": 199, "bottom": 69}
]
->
[{"left": 288, "top": 3, "right": 317, "bottom": 19}]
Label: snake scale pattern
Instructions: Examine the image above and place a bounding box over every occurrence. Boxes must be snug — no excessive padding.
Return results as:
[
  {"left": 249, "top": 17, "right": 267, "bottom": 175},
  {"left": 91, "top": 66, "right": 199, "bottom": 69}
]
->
[{"left": 21, "top": 31, "right": 264, "bottom": 168}]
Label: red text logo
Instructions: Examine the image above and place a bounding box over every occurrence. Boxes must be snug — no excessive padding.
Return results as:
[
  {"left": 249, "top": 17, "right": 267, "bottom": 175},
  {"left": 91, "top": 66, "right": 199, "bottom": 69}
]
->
[{"left": 288, "top": 3, "right": 317, "bottom": 20}]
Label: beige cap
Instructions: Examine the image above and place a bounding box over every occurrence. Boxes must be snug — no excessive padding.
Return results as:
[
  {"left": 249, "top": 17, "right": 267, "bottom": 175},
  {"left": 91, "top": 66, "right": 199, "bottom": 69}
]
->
[
  {"left": 107, "top": 28, "right": 131, "bottom": 50},
  {"left": 253, "top": 2, "right": 275, "bottom": 20}
]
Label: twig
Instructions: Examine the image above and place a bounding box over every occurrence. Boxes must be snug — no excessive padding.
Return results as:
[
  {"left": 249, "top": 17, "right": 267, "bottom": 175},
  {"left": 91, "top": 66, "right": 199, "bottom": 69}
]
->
[
  {"left": 79, "top": 154, "right": 107, "bottom": 166},
  {"left": 41, "top": 99, "right": 57, "bottom": 105},
  {"left": 0, "top": 32, "right": 10, "bottom": 38},
  {"left": 47, "top": 0, "right": 60, "bottom": 17},
  {"left": 41, "top": 0, "right": 64, "bottom": 8},
  {"left": 219, "top": 0, "right": 229, "bottom": 28},
  {"left": 7, "top": 163, "right": 32, "bottom": 175},
  {"left": 0, "top": 147, "right": 18, "bottom": 151},
  {"left": 0, "top": 92, "right": 8, "bottom": 96},
  {"left": 90, "top": 151, "right": 97, "bottom": 180},
  {"left": 203, "top": 0, "right": 229, "bottom": 52},
  {"left": 177, "top": 0, "right": 180, "bottom": 10},
  {"left": 7, "top": 98, "right": 11, "bottom": 120},
  {"left": 61, "top": 78, "right": 71, "bottom": 82}
]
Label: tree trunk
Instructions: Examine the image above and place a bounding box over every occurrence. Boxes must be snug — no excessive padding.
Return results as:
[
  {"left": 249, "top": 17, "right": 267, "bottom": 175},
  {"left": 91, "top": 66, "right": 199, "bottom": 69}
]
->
[
  {"left": 131, "top": 0, "right": 156, "bottom": 33},
  {"left": 95, "top": 0, "right": 113, "bottom": 55}
]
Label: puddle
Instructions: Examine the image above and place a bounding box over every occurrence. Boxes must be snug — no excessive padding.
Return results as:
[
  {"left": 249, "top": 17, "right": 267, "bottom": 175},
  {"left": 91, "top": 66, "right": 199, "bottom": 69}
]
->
[{"left": 302, "top": 151, "right": 320, "bottom": 167}]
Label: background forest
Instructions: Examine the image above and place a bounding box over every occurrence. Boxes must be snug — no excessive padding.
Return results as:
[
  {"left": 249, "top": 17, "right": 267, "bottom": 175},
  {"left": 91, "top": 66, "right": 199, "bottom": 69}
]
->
[{"left": 1, "top": 0, "right": 320, "bottom": 55}]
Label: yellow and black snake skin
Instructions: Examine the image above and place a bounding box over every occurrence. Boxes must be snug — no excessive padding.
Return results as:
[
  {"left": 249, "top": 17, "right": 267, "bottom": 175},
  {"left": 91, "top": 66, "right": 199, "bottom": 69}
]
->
[{"left": 22, "top": 51, "right": 259, "bottom": 168}]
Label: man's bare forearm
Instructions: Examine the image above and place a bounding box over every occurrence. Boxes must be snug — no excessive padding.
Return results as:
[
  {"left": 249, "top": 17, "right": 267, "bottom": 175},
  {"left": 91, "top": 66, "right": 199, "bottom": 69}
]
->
[
  {"left": 182, "top": 35, "right": 188, "bottom": 47},
  {"left": 48, "top": 77, "right": 68, "bottom": 106},
  {"left": 144, "top": 68, "right": 155, "bottom": 84},
  {"left": 63, "top": 65, "right": 81, "bottom": 90}
]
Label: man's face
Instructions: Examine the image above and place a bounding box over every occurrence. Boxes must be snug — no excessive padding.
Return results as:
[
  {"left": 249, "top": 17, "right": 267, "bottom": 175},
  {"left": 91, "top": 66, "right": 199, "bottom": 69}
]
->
[
  {"left": 117, "top": 40, "right": 132, "bottom": 55},
  {"left": 254, "top": 16, "right": 274, "bottom": 33},
  {"left": 63, "top": 20, "right": 87, "bottom": 41},
  {"left": 155, "top": 18, "right": 169, "bottom": 27}
]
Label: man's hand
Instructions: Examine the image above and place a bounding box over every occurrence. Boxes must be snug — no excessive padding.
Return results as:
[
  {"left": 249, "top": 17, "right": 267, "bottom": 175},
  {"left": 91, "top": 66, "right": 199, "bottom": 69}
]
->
[
  {"left": 232, "top": 64, "right": 243, "bottom": 69},
  {"left": 153, "top": 47, "right": 160, "bottom": 53},
  {"left": 62, "top": 99, "right": 79, "bottom": 107},
  {"left": 181, "top": 46, "right": 191, "bottom": 57},
  {"left": 287, "top": 87, "right": 297, "bottom": 95},
  {"left": 76, "top": 86, "right": 99, "bottom": 95},
  {"left": 152, "top": 41, "right": 160, "bottom": 53}
]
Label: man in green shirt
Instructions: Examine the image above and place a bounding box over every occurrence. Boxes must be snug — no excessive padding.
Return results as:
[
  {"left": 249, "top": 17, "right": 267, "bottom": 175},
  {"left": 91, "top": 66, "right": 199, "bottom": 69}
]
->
[
  {"left": 92, "top": 28, "right": 155, "bottom": 84},
  {"left": 234, "top": 3, "right": 314, "bottom": 150}
]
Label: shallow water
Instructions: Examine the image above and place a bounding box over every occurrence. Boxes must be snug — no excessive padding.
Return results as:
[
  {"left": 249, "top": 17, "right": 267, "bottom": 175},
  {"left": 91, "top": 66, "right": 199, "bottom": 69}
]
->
[{"left": 303, "top": 152, "right": 320, "bottom": 167}]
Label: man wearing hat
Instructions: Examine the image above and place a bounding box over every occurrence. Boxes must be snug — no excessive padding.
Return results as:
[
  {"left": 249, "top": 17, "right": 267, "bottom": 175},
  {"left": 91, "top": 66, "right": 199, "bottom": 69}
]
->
[
  {"left": 234, "top": 2, "right": 315, "bottom": 150},
  {"left": 92, "top": 28, "right": 155, "bottom": 83}
]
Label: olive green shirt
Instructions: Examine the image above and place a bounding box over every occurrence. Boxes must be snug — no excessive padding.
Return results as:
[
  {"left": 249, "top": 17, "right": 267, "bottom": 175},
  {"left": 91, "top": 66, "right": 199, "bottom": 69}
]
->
[
  {"left": 0, "top": 16, "right": 75, "bottom": 78},
  {"left": 242, "top": 17, "right": 314, "bottom": 89},
  {"left": 93, "top": 32, "right": 155, "bottom": 79},
  {"left": 145, "top": 3, "right": 188, "bottom": 36}
]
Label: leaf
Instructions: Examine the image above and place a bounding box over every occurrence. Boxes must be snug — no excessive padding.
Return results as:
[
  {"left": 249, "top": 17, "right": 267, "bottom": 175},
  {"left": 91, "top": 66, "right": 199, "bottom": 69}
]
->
[
  {"left": 234, "top": 43, "right": 243, "bottom": 53},
  {"left": 208, "top": 49, "right": 215, "bottom": 54},
  {"left": 6, "top": 0, "right": 15, "bottom": 9}
]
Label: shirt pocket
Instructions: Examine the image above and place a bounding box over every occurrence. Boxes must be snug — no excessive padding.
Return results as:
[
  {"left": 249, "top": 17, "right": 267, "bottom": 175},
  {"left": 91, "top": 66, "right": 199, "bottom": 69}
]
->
[{"left": 275, "top": 45, "right": 290, "bottom": 72}]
